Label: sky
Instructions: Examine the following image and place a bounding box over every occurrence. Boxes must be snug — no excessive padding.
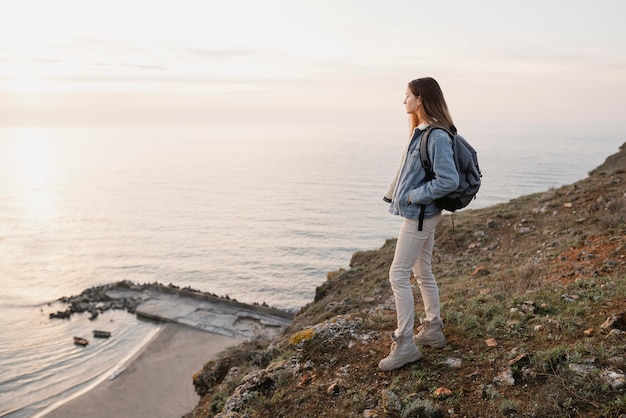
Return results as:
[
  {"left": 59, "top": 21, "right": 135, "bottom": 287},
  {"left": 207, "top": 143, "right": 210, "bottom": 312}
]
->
[{"left": 1, "top": 0, "right": 625, "bottom": 135}]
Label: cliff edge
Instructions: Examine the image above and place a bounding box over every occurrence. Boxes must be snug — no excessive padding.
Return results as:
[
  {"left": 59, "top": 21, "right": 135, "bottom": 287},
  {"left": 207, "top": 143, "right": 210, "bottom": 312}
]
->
[{"left": 186, "top": 143, "right": 626, "bottom": 418}]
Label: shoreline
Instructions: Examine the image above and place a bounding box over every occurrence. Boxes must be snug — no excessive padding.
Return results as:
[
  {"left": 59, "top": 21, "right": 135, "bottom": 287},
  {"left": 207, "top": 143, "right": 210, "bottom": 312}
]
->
[
  {"left": 40, "top": 323, "right": 243, "bottom": 418},
  {"left": 31, "top": 325, "right": 164, "bottom": 418}
]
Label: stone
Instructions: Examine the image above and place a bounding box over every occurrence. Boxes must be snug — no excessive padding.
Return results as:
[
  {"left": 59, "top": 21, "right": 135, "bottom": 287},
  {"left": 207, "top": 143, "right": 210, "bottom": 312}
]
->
[
  {"left": 49, "top": 310, "right": 71, "bottom": 319},
  {"left": 569, "top": 363, "right": 596, "bottom": 375},
  {"left": 381, "top": 389, "right": 401, "bottom": 414},
  {"left": 433, "top": 387, "right": 453, "bottom": 398},
  {"left": 493, "top": 368, "right": 515, "bottom": 386},
  {"left": 485, "top": 338, "right": 498, "bottom": 347},
  {"left": 600, "top": 370, "right": 625, "bottom": 389},
  {"left": 521, "top": 300, "right": 537, "bottom": 313},
  {"left": 561, "top": 294, "right": 580, "bottom": 302},
  {"left": 445, "top": 357, "right": 462, "bottom": 368}
]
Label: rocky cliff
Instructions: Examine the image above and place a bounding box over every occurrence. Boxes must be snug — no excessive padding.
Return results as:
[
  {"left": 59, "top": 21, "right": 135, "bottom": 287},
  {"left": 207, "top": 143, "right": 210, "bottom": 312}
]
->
[{"left": 186, "top": 143, "right": 626, "bottom": 418}]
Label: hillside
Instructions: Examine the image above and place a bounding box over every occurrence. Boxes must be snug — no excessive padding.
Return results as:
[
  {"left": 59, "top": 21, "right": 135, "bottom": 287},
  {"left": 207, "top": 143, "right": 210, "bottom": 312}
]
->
[{"left": 186, "top": 143, "right": 626, "bottom": 418}]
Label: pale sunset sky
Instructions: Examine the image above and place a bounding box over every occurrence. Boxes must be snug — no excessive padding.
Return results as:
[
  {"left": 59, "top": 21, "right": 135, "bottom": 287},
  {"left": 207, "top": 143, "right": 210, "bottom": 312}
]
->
[{"left": 1, "top": 0, "right": 625, "bottom": 135}]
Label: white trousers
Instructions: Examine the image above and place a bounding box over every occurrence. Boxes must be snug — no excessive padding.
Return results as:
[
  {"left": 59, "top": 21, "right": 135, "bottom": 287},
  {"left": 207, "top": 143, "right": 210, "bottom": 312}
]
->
[{"left": 389, "top": 213, "right": 442, "bottom": 337}]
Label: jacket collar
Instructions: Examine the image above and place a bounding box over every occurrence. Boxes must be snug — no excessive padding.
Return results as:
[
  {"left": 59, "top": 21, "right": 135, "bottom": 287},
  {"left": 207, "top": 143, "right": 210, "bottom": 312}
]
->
[{"left": 412, "top": 123, "right": 430, "bottom": 137}]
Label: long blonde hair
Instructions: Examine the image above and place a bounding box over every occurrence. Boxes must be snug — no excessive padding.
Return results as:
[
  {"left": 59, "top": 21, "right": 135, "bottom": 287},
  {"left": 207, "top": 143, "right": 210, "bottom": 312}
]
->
[{"left": 408, "top": 77, "right": 455, "bottom": 134}]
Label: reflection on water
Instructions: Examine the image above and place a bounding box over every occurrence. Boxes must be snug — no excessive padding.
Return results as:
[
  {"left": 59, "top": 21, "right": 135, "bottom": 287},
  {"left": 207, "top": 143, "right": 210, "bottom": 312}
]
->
[{"left": 2, "top": 128, "right": 60, "bottom": 225}]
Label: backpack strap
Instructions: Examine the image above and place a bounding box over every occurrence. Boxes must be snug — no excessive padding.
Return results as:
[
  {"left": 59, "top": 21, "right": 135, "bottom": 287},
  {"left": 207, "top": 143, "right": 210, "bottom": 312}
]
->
[
  {"left": 418, "top": 127, "right": 434, "bottom": 231},
  {"left": 419, "top": 127, "right": 434, "bottom": 179}
]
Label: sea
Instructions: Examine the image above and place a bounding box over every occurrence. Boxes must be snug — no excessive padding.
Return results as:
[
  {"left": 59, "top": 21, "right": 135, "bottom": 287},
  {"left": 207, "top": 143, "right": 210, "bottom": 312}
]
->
[{"left": 0, "top": 124, "right": 622, "bottom": 417}]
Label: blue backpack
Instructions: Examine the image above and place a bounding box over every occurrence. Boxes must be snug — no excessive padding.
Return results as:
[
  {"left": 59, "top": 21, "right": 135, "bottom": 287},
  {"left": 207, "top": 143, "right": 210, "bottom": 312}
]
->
[{"left": 418, "top": 126, "right": 482, "bottom": 227}]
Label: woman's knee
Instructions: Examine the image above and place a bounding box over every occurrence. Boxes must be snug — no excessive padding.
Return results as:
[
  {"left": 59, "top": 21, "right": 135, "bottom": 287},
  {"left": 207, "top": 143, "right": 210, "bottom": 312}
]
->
[
  {"left": 414, "top": 273, "right": 437, "bottom": 289},
  {"left": 389, "top": 268, "right": 411, "bottom": 289}
]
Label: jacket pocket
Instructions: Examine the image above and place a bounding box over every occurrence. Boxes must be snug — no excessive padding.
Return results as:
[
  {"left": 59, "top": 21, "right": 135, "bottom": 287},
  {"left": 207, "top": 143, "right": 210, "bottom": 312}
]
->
[{"left": 407, "top": 149, "right": 422, "bottom": 172}]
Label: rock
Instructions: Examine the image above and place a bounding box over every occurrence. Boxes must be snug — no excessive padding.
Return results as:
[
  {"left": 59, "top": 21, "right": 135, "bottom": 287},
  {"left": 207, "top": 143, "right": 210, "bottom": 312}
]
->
[
  {"left": 89, "top": 309, "right": 99, "bottom": 320},
  {"left": 363, "top": 409, "right": 379, "bottom": 418},
  {"left": 493, "top": 368, "right": 515, "bottom": 386},
  {"left": 600, "top": 370, "right": 625, "bottom": 389},
  {"left": 561, "top": 294, "right": 580, "bottom": 302},
  {"left": 220, "top": 367, "right": 243, "bottom": 388},
  {"left": 212, "top": 357, "right": 300, "bottom": 415},
  {"left": 521, "top": 366, "right": 537, "bottom": 380},
  {"left": 485, "top": 338, "right": 498, "bottom": 347},
  {"left": 520, "top": 300, "right": 537, "bottom": 313},
  {"left": 444, "top": 357, "right": 462, "bottom": 368},
  {"left": 433, "top": 387, "right": 453, "bottom": 398},
  {"left": 49, "top": 310, "right": 70, "bottom": 319},
  {"left": 569, "top": 363, "right": 596, "bottom": 375},
  {"left": 381, "top": 389, "right": 401, "bottom": 415},
  {"left": 289, "top": 315, "right": 362, "bottom": 350}
]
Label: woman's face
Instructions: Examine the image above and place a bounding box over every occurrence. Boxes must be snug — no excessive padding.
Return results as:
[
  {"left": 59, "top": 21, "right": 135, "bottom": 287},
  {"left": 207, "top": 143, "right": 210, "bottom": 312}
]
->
[{"left": 404, "top": 86, "right": 420, "bottom": 115}]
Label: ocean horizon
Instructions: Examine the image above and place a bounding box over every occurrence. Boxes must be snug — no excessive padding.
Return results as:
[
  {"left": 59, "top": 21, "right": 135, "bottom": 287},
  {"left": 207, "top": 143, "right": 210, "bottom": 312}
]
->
[{"left": 0, "top": 124, "right": 623, "bottom": 417}]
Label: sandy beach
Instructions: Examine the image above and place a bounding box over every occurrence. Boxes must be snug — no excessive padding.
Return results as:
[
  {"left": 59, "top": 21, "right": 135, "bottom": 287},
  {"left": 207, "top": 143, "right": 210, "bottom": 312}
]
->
[{"left": 43, "top": 323, "right": 243, "bottom": 418}]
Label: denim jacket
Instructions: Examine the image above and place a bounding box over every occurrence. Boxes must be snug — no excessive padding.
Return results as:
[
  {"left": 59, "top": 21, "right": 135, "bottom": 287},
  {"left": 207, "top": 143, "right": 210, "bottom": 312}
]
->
[{"left": 384, "top": 124, "right": 459, "bottom": 219}]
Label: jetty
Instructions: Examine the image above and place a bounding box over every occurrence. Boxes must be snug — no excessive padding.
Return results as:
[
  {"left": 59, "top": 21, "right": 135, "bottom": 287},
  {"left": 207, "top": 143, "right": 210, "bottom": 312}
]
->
[{"left": 50, "top": 281, "right": 294, "bottom": 340}]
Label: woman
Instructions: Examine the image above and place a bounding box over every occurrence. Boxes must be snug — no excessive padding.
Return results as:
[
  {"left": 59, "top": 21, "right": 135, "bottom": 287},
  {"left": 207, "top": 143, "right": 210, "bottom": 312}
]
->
[{"left": 379, "top": 77, "right": 459, "bottom": 371}]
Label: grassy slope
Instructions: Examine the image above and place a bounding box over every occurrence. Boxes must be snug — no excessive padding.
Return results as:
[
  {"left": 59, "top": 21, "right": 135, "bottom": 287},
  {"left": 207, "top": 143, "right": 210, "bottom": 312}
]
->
[{"left": 187, "top": 143, "right": 626, "bottom": 418}]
